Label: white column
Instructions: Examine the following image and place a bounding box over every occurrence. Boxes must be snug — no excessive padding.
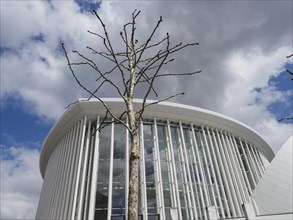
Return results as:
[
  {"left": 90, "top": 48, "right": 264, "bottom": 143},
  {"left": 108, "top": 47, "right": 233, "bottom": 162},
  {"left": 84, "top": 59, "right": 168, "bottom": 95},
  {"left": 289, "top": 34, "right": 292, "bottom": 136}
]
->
[
  {"left": 249, "top": 145, "right": 263, "bottom": 177},
  {"left": 54, "top": 128, "right": 70, "bottom": 219},
  {"left": 47, "top": 140, "right": 63, "bottom": 219},
  {"left": 223, "top": 132, "right": 243, "bottom": 215},
  {"left": 71, "top": 116, "right": 87, "bottom": 219},
  {"left": 165, "top": 126, "right": 176, "bottom": 208},
  {"left": 226, "top": 133, "right": 248, "bottom": 211},
  {"left": 208, "top": 128, "right": 229, "bottom": 219},
  {"left": 190, "top": 134, "right": 205, "bottom": 220},
  {"left": 246, "top": 143, "right": 260, "bottom": 181},
  {"left": 234, "top": 138, "right": 252, "bottom": 195},
  {"left": 255, "top": 149, "right": 266, "bottom": 172},
  {"left": 239, "top": 139, "right": 256, "bottom": 189},
  {"left": 219, "top": 131, "right": 241, "bottom": 216},
  {"left": 204, "top": 126, "right": 224, "bottom": 218},
  {"left": 107, "top": 120, "right": 115, "bottom": 220},
  {"left": 243, "top": 141, "right": 258, "bottom": 186},
  {"left": 66, "top": 120, "right": 83, "bottom": 219},
  {"left": 153, "top": 119, "right": 166, "bottom": 220},
  {"left": 180, "top": 122, "right": 197, "bottom": 219},
  {"left": 48, "top": 135, "right": 64, "bottom": 219},
  {"left": 88, "top": 116, "right": 101, "bottom": 220},
  {"left": 77, "top": 120, "right": 92, "bottom": 219},
  {"left": 191, "top": 125, "right": 209, "bottom": 220},
  {"left": 43, "top": 147, "right": 60, "bottom": 219},
  {"left": 228, "top": 134, "right": 250, "bottom": 202},
  {"left": 139, "top": 120, "right": 148, "bottom": 220},
  {"left": 167, "top": 120, "right": 182, "bottom": 219},
  {"left": 177, "top": 125, "right": 191, "bottom": 219},
  {"left": 201, "top": 126, "right": 219, "bottom": 212},
  {"left": 83, "top": 126, "right": 95, "bottom": 219},
  {"left": 125, "top": 117, "right": 130, "bottom": 220},
  {"left": 214, "top": 129, "right": 236, "bottom": 217}
]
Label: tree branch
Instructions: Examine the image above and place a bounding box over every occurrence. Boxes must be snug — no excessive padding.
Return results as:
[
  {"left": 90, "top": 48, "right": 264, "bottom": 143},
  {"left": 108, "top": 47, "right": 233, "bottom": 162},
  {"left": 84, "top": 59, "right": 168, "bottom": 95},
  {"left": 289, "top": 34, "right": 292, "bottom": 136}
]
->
[
  {"left": 140, "top": 32, "right": 171, "bottom": 112},
  {"left": 62, "top": 43, "right": 130, "bottom": 131},
  {"left": 135, "top": 15, "right": 163, "bottom": 65},
  {"left": 137, "top": 92, "right": 185, "bottom": 118},
  {"left": 278, "top": 117, "right": 293, "bottom": 122},
  {"left": 92, "top": 10, "right": 129, "bottom": 92}
]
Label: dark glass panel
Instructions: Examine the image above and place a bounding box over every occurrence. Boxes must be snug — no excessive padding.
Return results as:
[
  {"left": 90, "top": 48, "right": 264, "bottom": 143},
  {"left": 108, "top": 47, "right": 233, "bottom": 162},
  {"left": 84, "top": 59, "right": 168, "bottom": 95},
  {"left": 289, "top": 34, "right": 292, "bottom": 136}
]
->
[
  {"left": 99, "top": 125, "right": 111, "bottom": 159},
  {"left": 144, "top": 140, "right": 153, "bottom": 160},
  {"left": 111, "top": 215, "right": 124, "bottom": 220},
  {"left": 97, "top": 160, "right": 110, "bottom": 183},
  {"left": 114, "top": 124, "right": 126, "bottom": 159},
  {"left": 143, "top": 125, "right": 152, "bottom": 140},
  {"left": 95, "top": 209, "right": 107, "bottom": 220},
  {"left": 157, "top": 125, "right": 164, "bottom": 140},
  {"left": 147, "top": 188, "right": 157, "bottom": 208},
  {"left": 112, "top": 159, "right": 125, "bottom": 184},
  {"left": 112, "top": 188, "right": 125, "bottom": 209},
  {"left": 95, "top": 187, "right": 108, "bottom": 209},
  {"left": 183, "top": 128, "right": 191, "bottom": 144},
  {"left": 145, "top": 160, "right": 155, "bottom": 187},
  {"left": 160, "top": 161, "right": 169, "bottom": 182},
  {"left": 148, "top": 214, "right": 160, "bottom": 220},
  {"left": 163, "top": 189, "right": 171, "bottom": 207}
]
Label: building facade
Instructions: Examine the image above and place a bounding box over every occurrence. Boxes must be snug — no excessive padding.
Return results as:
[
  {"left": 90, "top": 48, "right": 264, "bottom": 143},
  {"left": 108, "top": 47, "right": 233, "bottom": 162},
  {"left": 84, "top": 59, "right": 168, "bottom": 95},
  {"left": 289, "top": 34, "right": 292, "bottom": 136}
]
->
[{"left": 36, "top": 99, "right": 274, "bottom": 220}]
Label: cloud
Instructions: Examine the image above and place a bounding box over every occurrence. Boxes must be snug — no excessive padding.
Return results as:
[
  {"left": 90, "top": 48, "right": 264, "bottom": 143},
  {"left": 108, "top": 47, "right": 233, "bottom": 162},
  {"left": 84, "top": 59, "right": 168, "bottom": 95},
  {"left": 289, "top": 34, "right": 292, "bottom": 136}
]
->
[
  {"left": 221, "top": 46, "right": 292, "bottom": 150},
  {"left": 1, "top": 0, "right": 292, "bottom": 136},
  {"left": 0, "top": 145, "right": 42, "bottom": 219},
  {"left": 1, "top": 1, "right": 291, "bottom": 130},
  {"left": 1, "top": 1, "right": 99, "bottom": 119}
]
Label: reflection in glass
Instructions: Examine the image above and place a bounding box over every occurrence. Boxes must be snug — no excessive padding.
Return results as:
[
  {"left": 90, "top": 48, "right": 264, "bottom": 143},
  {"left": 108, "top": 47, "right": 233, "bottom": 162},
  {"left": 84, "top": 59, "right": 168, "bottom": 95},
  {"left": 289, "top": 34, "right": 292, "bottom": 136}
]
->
[
  {"left": 113, "top": 160, "right": 125, "bottom": 184},
  {"left": 114, "top": 124, "right": 126, "bottom": 159},
  {"left": 112, "top": 188, "right": 125, "bottom": 209},
  {"left": 112, "top": 124, "right": 126, "bottom": 214}
]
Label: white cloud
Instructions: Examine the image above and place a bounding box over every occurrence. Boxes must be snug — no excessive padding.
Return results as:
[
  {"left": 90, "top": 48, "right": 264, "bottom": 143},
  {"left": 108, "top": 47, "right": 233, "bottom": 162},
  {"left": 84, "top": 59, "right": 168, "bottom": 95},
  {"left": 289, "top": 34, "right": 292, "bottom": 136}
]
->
[
  {"left": 222, "top": 46, "right": 292, "bottom": 151},
  {"left": 0, "top": 146, "right": 42, "bottom": 219},
  {"left": 0, "top": 0, "right": 105, "bottom": 119}
]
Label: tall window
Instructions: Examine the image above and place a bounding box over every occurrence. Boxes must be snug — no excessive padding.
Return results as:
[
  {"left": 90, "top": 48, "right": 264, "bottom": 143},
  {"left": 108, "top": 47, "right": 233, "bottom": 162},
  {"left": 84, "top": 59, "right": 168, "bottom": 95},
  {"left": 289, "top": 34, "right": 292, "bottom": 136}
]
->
[
  {"left": 112, "top": 124, "right": 126, "bottom": 216},
  {"left": 95, "top": 125, "right": 111, "bottom": 219},
  {"left": 143, "top": 124, "right": 157, "bottom": 214}
]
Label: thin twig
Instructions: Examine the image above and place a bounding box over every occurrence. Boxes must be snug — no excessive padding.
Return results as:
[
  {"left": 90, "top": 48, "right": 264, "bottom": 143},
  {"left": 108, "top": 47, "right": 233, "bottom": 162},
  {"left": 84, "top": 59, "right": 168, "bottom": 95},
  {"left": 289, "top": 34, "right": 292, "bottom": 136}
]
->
[
  {"left": 137, "top": 92, "right": 185, "bottom": 118},
  {"left": 278, "top": 117, "right": 293, "bottom": 122}
]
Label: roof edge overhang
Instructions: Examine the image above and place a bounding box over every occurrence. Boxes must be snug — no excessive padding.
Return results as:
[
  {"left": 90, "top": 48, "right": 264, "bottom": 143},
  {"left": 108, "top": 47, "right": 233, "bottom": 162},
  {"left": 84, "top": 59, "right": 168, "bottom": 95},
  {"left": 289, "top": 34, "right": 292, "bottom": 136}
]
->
[{"left": 39, "top": 98, "right": 274, "bottom": 178}]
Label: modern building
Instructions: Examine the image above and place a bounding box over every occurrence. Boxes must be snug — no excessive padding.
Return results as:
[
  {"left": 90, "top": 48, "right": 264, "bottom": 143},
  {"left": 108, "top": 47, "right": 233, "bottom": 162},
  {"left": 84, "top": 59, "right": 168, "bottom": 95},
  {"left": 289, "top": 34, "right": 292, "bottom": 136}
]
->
[{"left": 35, "top": 99, "right": 291, "bottom": 220}]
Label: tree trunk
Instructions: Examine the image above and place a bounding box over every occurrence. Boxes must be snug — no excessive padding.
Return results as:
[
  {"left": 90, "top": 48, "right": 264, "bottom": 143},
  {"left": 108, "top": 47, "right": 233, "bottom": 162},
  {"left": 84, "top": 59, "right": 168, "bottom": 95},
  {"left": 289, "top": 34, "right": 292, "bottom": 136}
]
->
[
  {"left": 128, "top": 127, "right": 139, "bottom": 220},
  {"left": 128, "top": 103, "right": 139, "bottom": 220},
  {"left": 127, "top": 31, "right": 139, "bottom": 220}
]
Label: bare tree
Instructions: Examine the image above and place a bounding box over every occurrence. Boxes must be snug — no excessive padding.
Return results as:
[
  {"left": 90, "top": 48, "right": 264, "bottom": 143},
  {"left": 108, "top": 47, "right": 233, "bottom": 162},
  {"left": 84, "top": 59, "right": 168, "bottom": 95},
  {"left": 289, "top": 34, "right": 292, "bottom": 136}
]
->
[{"left": 62, "top": 9, "right": 200, "bottom": 220}]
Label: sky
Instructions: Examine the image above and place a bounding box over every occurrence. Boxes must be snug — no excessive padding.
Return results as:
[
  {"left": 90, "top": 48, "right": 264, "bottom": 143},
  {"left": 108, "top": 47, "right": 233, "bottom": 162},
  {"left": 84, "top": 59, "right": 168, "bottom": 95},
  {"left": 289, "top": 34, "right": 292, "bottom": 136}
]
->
[{"left": 0, "top": 0, "right": 292, "bottom": 219}]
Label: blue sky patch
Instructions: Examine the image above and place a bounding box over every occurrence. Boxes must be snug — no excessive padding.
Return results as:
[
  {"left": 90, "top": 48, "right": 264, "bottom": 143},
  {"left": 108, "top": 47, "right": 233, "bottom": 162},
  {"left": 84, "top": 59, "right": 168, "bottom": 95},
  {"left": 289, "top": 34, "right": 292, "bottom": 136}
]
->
[
  {"left": 0, "top": 95, "right": 53, "bottom": 150},
  {"left": 269, "top": 64, "right": 293, "bottom": 91},
  {"left": 268, "top": 64, "right": 293, "bottom": 123},
  {"left": 74, "top": 0, "right": 101, "bottom": 13}
]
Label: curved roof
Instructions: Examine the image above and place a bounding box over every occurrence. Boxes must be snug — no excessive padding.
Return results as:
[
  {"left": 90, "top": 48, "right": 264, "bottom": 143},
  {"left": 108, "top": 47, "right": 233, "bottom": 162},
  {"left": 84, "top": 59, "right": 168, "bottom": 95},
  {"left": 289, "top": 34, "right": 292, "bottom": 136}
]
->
[{"left": 40, "top": 98, "right": 274, "bottom": 177}]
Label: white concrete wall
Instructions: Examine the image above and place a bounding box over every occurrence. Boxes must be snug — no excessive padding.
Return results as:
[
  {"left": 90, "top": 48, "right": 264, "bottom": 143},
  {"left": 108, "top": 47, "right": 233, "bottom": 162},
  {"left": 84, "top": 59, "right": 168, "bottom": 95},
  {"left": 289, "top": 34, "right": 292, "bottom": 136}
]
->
[{"left": 252, "top": 136, "right": 293, "bottom": 215}]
